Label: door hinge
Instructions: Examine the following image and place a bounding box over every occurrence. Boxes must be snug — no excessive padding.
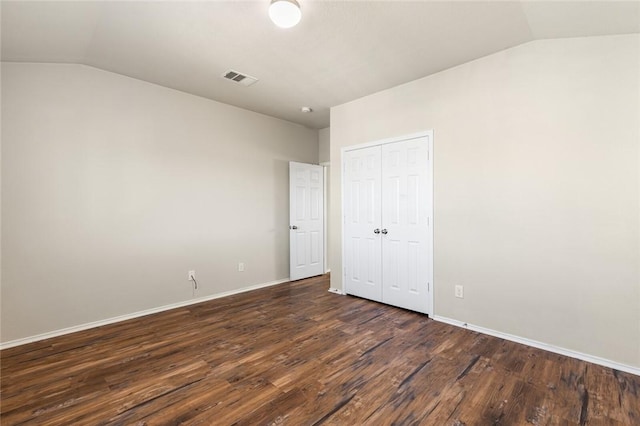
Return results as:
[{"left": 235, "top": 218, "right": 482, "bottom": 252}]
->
[
  {"left": 343, "top": 266, "right": 347, "bottom": 277},
  {"left": 427, "top": 282, "right": 430, "bottom": 291}
]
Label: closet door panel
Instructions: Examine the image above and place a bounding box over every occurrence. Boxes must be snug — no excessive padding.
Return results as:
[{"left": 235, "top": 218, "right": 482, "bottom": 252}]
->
[
  {"left": 343, "top": 146, "right": 383, "bottom": 302},
  {"left": 381, "top": 137, "right": 430, "bottom": 313}
]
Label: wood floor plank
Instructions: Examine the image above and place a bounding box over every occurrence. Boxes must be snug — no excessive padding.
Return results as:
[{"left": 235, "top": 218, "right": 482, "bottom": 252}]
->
[{"left": 1, "top": 274, "right": 638, "bottom": 425}]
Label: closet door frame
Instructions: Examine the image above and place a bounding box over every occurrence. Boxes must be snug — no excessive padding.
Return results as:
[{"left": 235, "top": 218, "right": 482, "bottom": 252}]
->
[{"left": 341, "top": 130, "right": 434, "bottom": 316}]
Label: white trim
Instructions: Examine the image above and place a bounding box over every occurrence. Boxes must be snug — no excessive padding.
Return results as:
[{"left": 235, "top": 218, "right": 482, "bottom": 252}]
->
[
  {"left": 322, "top": 164, "right": 329, "bottom": 274},
  {"left": 340, "top": 130, "right": 434, "bottom": 316},
  {"left": 319, "top": 161, "right": 330, "bottom": 166},
  {"left": 340, "top": 146, "right": 345, "bottom": 297},
  {"left": 0, "top": 278, "right": 290, "bottom": 350},
  {"left": 427, "top": 130, "right": 434, "bottom": 316},
  {"left": 341, "top": 131, "right": 431, "bottom": 153},
  {"left": 433, "top": 315, "right": 640, "bottom": 376}
]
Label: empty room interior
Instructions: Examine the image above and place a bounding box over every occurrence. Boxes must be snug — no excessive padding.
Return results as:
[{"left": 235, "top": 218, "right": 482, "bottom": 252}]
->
[{"left": 1, "top": 0, "right": 639, "bottom": 424}]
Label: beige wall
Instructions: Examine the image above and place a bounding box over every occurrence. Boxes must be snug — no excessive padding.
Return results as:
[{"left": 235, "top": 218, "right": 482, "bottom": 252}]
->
[
  {"left": 1, "top": 63, "right": 318, "bottom": 343},
  {"left": 318, "top": 127, "right": 331, "bottom": 272},
  {"left": 330, "top": 35, "right": 640, "bottom": 367},
  {"left": 319, "top": 127, "right": 330, "bottom": 164}
]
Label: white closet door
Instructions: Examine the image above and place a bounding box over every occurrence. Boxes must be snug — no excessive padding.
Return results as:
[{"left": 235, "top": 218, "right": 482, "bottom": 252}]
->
[
  {"left": 381, "top": 137, "right": 431, "bottom": 313},
  {"left": 343, "top": 146, "right": 382, "bottom": 302},
  {"left": 289, "top": 162, "right": 324, "bottom": 281}
]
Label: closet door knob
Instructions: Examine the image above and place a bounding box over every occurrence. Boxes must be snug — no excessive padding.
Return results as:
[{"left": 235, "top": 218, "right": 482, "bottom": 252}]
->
[
  {"left": 290, "top": 225, "right": 298, "bottom": 230},
  {"left": 381, "top": 229, "right": 388, "bottom": 234},
  {"left": 374, "top": 228, "right": 380, "bottom": 234}
]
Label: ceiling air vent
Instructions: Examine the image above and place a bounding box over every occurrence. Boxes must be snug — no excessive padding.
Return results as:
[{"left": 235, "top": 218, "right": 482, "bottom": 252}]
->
[{"left": 222, "top": 70, "right": 258, "bottom": 87}]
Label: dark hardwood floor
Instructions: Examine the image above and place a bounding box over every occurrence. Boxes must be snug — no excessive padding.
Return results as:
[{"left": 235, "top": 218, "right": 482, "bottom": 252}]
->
[{"left": 1, "top": 274, "right": 638, "bottom": 425}]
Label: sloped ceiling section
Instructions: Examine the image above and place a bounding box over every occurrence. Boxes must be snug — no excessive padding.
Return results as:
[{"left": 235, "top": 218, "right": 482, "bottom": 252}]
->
[{"left": 2, "top": 1, "right": 639, "bottom": 129}]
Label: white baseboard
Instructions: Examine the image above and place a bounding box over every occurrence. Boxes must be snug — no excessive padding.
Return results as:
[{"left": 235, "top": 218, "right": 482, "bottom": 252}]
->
[
  {"left": 432, "top": 315, "right": 640, "bottom": 376},
  {"left": 328, "top": 287, "right": 345, "bottom": 295},
  {"left": 0, "top": 278, "right": 290, "bottom": 350}
]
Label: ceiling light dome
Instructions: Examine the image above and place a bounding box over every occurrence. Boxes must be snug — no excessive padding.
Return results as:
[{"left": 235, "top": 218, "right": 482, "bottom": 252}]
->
[{"left": 269, "top": 0, "right": 301, "bottom": 29}]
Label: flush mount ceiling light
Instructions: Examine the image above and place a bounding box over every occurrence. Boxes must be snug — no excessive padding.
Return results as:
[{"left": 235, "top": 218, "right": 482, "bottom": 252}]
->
[{"left": 269, "top": 0, "right": 301, "bottom": 29}]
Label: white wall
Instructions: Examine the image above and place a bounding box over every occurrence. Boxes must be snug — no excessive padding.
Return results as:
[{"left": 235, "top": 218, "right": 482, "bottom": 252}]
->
[
  {"left": 1, "top": 63, "right": 318, "bottom": 343},
  {"left": 330, "top": 35, "right": 640, "bottom": 368}
]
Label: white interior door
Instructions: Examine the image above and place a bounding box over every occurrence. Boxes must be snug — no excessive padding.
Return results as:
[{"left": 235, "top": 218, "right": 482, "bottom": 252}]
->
[
  {"left": 289, "top": 162, "right": 324, "bottom": 281},
  {"left": 381, "top": 137, "right": 431, "bottom": 313},
  {"left": 343, "top": 146, "right": 383, "bottom": 302}
]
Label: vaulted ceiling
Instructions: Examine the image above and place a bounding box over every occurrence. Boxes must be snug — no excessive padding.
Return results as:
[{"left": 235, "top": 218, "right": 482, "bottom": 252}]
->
[{"left": 2, "top": 1, "right": 638, "bottom": 129}]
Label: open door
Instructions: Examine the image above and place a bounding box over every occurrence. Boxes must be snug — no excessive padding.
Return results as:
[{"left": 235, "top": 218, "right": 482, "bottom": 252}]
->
[{"left": 289, "top": 162, "right": 324, "bottom": 281}]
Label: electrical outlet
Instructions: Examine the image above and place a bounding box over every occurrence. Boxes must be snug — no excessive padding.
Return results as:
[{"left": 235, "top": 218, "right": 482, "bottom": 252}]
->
[
  {"left": 188, "top": 270, "right": 196, "bottom": 281},
  {"left": 455, "top": 285, "right": 464, "bottom": 298},
  {"left": 238, "top": 262, "right": 245, "bottom": 272}
]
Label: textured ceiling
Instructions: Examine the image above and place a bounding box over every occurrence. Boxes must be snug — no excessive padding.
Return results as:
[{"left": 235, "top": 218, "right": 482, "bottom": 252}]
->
[{"left": 2, "top": 1, "right": 639, "bottom": 129}]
